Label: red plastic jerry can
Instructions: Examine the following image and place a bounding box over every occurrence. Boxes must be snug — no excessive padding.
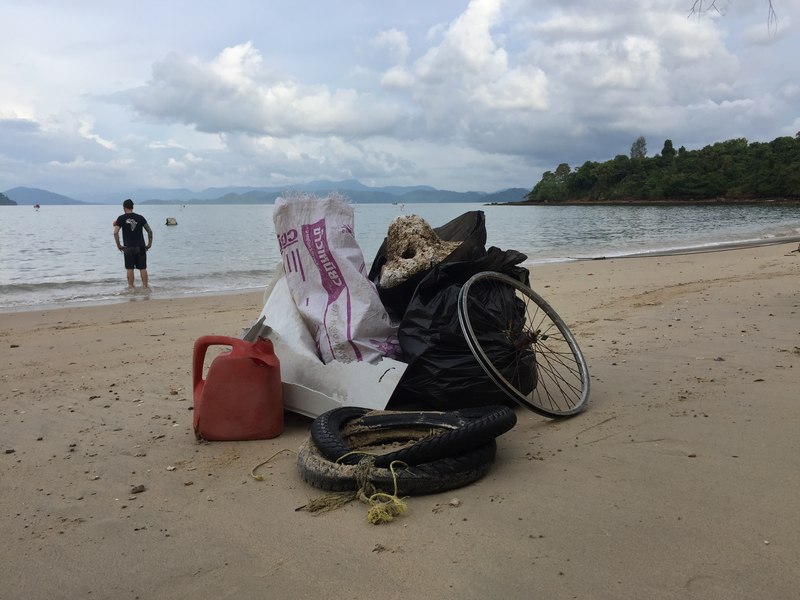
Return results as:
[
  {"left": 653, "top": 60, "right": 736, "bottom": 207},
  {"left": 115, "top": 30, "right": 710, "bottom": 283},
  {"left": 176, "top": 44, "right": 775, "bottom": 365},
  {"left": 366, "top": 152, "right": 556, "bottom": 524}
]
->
[{"left": 192, "top": 335, "right": 283, "bottom": 441}]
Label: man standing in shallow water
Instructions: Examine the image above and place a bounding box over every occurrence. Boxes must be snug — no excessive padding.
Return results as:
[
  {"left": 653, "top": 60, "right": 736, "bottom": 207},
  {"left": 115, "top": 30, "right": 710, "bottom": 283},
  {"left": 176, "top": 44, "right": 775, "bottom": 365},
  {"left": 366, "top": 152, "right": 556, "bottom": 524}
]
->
[{"left": 113, "top": 198, "right": 153, "bottom": 289}]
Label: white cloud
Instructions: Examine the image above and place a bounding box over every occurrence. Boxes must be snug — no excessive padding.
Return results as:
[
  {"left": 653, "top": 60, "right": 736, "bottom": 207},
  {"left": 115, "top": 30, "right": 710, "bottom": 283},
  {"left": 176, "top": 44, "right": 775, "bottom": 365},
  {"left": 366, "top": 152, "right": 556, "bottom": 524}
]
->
[
  {"left": 128, "top": 43, "right": 406, "bottom": 138},
  {"left": 0, "top": 0, "right": 797, "bottom": 195},
  {"left": 148, "top": 139, "right": 185, "bottom": 150},
  {"left": 380, "top": 66, "right": 415, "bottom": 89},
  {"left": 78, "top": 120, "right": 117, "bottom": 150},
  {"left": 470, "top": 66, "right": 548, "bottom": 110},
  {"left": 414, "top": 0, "right": 507, "bottom": 83},
  {"left": 167, "top": 152, "right": 203, "bottom": 172},
  {"left": 373, "top": 29, "right": 411, "bottom": 64}
]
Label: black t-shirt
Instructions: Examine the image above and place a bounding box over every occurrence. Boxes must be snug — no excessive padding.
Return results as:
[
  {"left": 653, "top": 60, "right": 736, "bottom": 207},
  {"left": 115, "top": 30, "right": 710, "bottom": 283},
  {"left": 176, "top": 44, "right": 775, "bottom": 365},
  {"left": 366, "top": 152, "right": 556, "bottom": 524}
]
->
[{"left": 115, "top": 212, "right": 148, "bottom": 247}]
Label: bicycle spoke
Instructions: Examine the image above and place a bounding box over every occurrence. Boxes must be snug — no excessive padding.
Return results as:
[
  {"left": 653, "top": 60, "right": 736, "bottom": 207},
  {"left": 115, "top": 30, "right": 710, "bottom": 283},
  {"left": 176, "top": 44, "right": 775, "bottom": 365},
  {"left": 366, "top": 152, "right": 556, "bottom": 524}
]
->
[{"left": 458, "top": 271, "right": 589, "bottom": 418}]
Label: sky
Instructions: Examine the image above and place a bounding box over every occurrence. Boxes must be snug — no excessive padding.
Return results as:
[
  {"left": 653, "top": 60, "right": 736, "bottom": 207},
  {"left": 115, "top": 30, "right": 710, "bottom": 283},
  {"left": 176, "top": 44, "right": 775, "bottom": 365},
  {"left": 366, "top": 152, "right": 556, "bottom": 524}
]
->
[{"left": 1, "top": 0, "right": 798, "bottom": 197}]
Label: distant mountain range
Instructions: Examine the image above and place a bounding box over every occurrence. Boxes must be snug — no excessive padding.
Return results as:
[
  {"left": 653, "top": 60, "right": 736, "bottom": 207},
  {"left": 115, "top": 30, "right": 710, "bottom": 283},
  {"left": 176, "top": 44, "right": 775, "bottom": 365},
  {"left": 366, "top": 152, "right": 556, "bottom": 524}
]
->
[{"left": 2, "top": 181, "right": 530, "bottom": 206}]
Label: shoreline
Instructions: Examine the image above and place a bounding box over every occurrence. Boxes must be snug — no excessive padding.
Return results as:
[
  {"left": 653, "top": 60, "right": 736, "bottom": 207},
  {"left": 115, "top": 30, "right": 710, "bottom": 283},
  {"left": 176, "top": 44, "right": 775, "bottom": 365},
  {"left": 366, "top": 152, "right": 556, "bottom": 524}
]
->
[
  {"left": 564, "top": 233, "right": 800, "bottom": 260},
  {"left": 3, "top": 233, "right": 798, "bottom": 315},
  {"left": 0, "top": 285, "right": 269, "bottom": 316},
  {"left": 496, "top": 197, "right": 800, "bottom": 207},
  {"left": 2, "top": 240, "right": 799, "bottom": 597}
]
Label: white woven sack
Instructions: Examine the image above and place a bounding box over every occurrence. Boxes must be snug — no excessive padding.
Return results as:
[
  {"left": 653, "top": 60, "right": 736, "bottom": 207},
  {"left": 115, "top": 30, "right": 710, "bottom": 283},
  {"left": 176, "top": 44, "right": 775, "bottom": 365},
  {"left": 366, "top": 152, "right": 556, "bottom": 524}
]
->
[{"left": 272, "top": 193, "right": 399, "bottom": 364}]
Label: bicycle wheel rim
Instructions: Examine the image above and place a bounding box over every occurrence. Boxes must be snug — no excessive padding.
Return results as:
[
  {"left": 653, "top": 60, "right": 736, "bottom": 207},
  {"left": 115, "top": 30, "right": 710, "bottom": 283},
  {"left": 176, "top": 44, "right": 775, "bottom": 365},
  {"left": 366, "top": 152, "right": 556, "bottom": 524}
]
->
[{"left": 457, "top": 271, "right": 590, "bottom": 417}]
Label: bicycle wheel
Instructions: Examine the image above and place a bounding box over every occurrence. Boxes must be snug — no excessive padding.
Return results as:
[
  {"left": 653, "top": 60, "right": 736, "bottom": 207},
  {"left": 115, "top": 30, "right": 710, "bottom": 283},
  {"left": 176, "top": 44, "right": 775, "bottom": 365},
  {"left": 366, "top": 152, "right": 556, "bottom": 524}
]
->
[{"left": 457, "top": 271, "right": 589, "bottom": 417}]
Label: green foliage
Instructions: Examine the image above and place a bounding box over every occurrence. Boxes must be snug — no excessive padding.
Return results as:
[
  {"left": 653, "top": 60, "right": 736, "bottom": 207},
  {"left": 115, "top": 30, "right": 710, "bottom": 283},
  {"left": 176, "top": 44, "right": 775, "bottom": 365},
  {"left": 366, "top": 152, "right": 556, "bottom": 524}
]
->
[
  {"left": 526, "top": 135, "right": 800, "bottom": 202},
  {"left": 0, "top": 192, "right": 17, "bottom": 206},
  {"left": 526, "top": 170, "right": 567, "bottom": 202},
  {"left": 660, "top": 139, "right": 676, "bottom": 160},
  {"left": 630, "top": 136, "right": 647, "bottom": 160}
]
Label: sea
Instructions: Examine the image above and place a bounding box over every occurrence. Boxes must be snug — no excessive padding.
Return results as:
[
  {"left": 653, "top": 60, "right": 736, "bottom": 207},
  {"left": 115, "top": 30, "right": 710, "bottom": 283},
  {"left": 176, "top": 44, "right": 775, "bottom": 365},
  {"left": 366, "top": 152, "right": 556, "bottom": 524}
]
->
[{"left": 1, "top": 202, "right": 798, "bottom": 312}]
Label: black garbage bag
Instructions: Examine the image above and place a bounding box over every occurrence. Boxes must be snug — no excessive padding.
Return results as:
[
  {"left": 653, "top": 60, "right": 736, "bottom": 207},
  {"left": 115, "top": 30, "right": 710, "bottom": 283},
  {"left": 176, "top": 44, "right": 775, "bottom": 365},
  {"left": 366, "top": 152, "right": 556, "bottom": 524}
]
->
[
  {"left": 368, "top": 211, "right": 488, "bottom": 321},
  {"left": 388, "top": 247, "right": 535, "bottom": 410}
]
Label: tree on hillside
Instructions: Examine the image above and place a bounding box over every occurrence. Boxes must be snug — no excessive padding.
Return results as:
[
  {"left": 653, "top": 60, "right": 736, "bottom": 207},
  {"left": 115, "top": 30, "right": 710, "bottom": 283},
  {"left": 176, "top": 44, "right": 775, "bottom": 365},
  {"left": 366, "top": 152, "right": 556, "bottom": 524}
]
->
[
  {"left": 660, "top": 139, "right": 676, "bottom": 160},
  {"left": 630, "top": 136, "right": 647, "bottom": 160},
  {"left": 567, "top": 161, "right": 599, "bottom": 196},
  {"left": 525, "top": 133, "right": 800, "bottom": 203},
  {"left": 554, "top": 163, "right": 571, "bottom": 183}
]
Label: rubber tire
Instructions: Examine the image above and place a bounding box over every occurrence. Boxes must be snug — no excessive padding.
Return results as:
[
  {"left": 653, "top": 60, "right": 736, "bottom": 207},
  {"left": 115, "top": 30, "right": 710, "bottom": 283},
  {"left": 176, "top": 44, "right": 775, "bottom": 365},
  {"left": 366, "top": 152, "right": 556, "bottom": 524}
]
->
[
  {"left": 310, "top": 405, "right": 516, "bottom": 467},
  {"left": 297, "top": 436, "right": 497, "bottom": 496}
]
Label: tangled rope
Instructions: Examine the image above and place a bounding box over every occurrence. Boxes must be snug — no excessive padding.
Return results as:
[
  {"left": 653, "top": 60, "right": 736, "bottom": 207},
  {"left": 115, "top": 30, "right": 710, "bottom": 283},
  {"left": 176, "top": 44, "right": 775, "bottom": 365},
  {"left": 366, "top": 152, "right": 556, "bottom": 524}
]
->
[
  {"left": 296, "top": 452, "right": 409, "bottom": 524},
  {"left": 250, "top": 449, "right": 295, "bottom": 481}
]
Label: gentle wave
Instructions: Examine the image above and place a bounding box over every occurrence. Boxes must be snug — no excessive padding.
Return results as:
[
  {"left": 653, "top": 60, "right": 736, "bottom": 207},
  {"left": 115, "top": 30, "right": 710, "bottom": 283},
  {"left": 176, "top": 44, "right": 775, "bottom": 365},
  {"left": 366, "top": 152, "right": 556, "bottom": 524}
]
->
[
  {"left": 0, "top": 278, "right": 121, "bottom": 294},
  {"left": 561, "top": 234, "right": 800, "bottom": 261},
  {"left": 0, "top": 268, "right": 278, "bottom": 311},
  {"left": 2, "top": 202, "right": 799, "bottom": 311}
]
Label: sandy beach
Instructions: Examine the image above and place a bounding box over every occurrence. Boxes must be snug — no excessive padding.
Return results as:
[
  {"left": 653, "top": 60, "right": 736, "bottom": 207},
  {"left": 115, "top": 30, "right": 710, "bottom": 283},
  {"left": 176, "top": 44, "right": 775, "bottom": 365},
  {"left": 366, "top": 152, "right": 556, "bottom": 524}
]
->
[{"left": 1, "top": 241, "right": 798, "bottom": 599}]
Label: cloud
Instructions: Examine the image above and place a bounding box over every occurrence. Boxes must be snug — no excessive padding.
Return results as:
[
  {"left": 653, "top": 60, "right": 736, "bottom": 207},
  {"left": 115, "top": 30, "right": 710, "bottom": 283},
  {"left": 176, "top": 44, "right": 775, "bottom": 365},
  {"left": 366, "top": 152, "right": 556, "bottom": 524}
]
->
[
  {"left": 0, "top": 114, "right": 115, "bottom": 163},
  {"left": 414, "top": 0, "right": 507, "bottom": 82},
  {"left": 167, "top": 152, "right": 203, "bottom": 172},
  {"left": 128, "top": 0, "right": 554, "bottom": 149},
  {"left": 78, "top": 120, "right": 117, "bottom": 150},
  {"left": 0, "top": 117, "right": 39, "bottom": 134},
  {"left": 127, "top": 42, "right": 406, "bottom": 138},
  {"left": 147, "top": 139, "right": 185, "bottom": 150},
  {"left": 380, "top": 66, "right": 415, "bottom": 89},
  {"left": 1, "top": 0, "right": 797, "bottom": 196},
  {"left": 372, "top": 28, "right": 411, "bottom": 64}
]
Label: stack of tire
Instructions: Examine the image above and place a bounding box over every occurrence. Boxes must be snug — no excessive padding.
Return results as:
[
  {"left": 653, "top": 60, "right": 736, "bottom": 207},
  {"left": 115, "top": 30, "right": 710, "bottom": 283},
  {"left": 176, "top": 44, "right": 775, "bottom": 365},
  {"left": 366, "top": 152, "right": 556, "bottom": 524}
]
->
[{"left": 297, "top": 405, "right": 517, "bottom": 496}]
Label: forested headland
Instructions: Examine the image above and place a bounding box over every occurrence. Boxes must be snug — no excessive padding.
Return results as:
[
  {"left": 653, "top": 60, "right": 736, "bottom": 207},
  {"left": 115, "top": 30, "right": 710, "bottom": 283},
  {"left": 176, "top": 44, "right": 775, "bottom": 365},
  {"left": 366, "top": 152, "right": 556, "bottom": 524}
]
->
[{"left": 525, "top": 134, "right": 800, "bottom": 204}]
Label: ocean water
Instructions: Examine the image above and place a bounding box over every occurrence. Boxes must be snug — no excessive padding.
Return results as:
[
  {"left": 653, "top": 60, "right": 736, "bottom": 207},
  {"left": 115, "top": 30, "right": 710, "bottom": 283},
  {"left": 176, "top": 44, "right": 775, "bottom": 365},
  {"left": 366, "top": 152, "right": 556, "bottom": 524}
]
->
[{"left": 1, "top": 202, "right": 798, "bottom": 311}]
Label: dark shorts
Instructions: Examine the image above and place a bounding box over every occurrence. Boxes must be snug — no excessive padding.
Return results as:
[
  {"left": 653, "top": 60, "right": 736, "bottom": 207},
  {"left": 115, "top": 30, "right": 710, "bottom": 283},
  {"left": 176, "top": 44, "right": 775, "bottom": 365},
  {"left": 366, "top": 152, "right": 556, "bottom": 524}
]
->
[{"left": 123, "top": 246, "right": 147, "bottom": 270}]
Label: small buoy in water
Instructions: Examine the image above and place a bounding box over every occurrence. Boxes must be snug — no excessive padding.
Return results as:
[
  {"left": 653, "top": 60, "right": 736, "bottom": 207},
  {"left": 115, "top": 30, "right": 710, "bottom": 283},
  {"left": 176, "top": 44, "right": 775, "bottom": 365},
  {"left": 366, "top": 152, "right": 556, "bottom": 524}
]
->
[{"left": 165, "top": 217, "right": 178, "bottom": 226}]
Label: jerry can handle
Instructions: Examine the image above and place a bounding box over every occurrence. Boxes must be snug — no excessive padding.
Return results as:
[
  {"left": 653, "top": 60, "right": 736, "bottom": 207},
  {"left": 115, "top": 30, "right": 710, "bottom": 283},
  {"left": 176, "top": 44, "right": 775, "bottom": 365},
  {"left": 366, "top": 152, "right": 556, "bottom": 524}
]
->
[{"left": 192, "top": 335, "right": 242, "bottom": 391}]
